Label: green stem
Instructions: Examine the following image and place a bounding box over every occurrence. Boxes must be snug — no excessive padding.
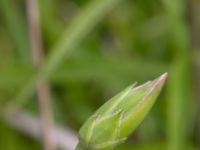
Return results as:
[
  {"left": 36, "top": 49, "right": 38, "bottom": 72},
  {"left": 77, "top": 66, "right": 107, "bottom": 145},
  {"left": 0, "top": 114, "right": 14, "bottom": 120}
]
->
[
  {"left": 76, "top": 144, "right": 86, "bottom": 150},
  {"left": 0, "top": 0, "right": 30, "bottom": 62},
  {"left": 5, "top": 0, "right": 123, "bottom": 112}
]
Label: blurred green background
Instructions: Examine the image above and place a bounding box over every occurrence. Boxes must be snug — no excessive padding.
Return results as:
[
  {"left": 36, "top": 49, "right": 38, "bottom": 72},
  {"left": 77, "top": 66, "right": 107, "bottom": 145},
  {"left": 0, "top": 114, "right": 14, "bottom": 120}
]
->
[{"left": 0, "top": 0, "right": 199, "bottom": 150}]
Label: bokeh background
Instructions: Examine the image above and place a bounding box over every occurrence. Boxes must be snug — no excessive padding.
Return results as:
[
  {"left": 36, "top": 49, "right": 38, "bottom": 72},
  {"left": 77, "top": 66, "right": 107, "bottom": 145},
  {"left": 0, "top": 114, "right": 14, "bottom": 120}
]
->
[{"left": 0, "top": 0, "right": 199, "bottom": 150}]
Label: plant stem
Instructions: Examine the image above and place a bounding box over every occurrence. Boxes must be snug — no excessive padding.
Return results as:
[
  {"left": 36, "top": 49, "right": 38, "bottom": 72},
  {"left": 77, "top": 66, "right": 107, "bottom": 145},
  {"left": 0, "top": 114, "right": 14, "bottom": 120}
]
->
[
  {"left": 5, "top": 0, "right": 123, "bottom": 114},
  {"left": 26, "top": 0, "right": 56, "bottom": 150},
  {"left": 188, "top": 0, "right": 200, "bottom": 146},
  {"left": 5, "top": 109, "right": 78, "bottom": 150},
  {"left": 75, "top": 144, "right": 85, "bottom": 150},
  {"left": 0, "top": 0, "right": 30, "bottom": 62},
  {"left": 163, "top": 0, "right": 191, "bottom": 149}
]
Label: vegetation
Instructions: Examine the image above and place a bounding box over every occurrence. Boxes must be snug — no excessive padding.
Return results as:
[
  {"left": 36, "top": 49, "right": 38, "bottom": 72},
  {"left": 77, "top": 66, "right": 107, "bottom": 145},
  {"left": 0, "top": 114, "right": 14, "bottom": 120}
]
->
[
  {"left": 0, "top": 0, "right": 198, "bottom": 150},
  {"left": 76, "top": 73, "right": 167, "bottom": 150}
]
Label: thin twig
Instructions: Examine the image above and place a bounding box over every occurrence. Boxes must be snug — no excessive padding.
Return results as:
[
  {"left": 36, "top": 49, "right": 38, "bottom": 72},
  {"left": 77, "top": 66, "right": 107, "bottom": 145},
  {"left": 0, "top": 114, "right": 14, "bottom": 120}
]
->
[
  {"left": 26, "top": 0, "right": 56, "bottom": 150},
  {"left": 5, "top": 0, "right": 123, "bottom": 113},
  {"left": 5, "top": 110, "right": 78, "bottom": 150}
]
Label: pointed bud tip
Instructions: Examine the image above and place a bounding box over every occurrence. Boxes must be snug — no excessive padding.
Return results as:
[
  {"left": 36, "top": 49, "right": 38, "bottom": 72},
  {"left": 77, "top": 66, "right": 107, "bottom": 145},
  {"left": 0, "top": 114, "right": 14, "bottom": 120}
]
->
[
  {"left": 157, "top": 72, "right": 168, "bottom": 84},
  {"left": 151, "top": 72, "right": 168, "bottom": 90},
  {"left": 160, "top": 72, "right": 168, "bottom": 80}
]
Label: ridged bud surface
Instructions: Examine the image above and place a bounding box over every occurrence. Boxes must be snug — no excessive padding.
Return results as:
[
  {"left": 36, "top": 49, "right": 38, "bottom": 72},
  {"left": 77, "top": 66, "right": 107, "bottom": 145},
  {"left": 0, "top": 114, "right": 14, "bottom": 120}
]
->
[{"left": 76, "top": 73, "right": 168, "bottom": 150}]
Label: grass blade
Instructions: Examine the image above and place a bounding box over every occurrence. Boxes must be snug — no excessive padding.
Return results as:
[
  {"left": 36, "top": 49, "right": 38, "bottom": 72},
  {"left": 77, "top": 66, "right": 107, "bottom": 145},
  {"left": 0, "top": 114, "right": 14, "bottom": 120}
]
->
[{"left": 5, "top": 0, "right": 123, "bottom": 112}]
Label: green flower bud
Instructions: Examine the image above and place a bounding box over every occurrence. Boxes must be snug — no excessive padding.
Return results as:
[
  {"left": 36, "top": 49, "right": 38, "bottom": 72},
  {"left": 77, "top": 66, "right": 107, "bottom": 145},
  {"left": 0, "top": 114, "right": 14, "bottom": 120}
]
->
[{"left": 76, "top": 73, "right": 168, "bottom": 150}]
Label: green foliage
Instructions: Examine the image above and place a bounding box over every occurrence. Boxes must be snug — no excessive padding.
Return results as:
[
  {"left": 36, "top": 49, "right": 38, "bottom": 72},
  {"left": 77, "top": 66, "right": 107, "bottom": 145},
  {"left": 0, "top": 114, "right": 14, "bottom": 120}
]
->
[{"left": 0, "top": 0, "right": 198, "bottom": 149}]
